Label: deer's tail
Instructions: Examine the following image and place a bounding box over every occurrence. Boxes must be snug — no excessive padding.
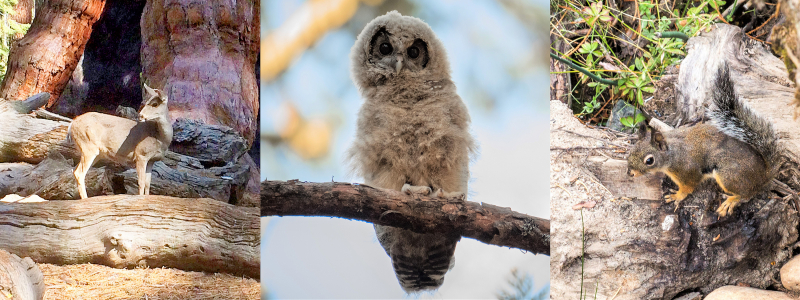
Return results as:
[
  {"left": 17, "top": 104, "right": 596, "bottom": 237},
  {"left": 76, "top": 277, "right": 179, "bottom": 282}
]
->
[{"left": 65, "top": 122, "right": 73, "bottom": 145}]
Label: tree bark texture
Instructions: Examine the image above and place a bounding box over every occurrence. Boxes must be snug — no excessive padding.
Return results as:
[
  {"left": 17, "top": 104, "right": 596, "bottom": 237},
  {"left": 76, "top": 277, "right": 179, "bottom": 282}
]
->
[
  {"left": 770, "top": 0, "right": 800, "bottom": 116},
  {"left": 0, "top": 0, "right": 106, "bottom": 106},
  {"left": 11, "top": 0, "right": 34, "bottom": 24},
  {"left": 549, "top": 24, "right": 800, "bottom": 298},
  {"left": 0, "top": 249, "right": 44, "bottom": 300},
  {"left": 0, "top": 195, "right": 260, "bottom": 279},
  {"left": 140, "top": 0, "right": 260, "bottom": 146},
  {"left": 261, "top": 180, "right": 550, "bottom": 255}
]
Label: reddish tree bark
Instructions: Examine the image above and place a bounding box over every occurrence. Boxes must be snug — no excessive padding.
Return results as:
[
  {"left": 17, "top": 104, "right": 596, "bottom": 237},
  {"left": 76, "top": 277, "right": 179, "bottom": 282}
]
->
[
  {"left": 11, "top": 0, "right": 33, "bottom": 24},
  {"left": 140, "top": 0, "right": 260, "bottom": 146},
  {"left": 0, "top": 0, "right": 106, "bottom": 105}
]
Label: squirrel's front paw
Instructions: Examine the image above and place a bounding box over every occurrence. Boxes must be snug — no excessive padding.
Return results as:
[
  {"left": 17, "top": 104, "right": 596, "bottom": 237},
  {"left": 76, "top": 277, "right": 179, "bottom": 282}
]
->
[
  {"left": 401, "top": 184, "right": 432, "bottom": 196},
  {"left": 665, "top": 190, "right": 690, "bottom": 212}
]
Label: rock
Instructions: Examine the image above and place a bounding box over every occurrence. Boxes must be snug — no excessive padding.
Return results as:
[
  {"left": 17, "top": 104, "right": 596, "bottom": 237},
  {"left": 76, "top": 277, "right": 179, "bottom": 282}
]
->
[
  {"left": 672, "top": 292, "right": 701, "bottom": 300},
  {"left": 704, "top": 286, "right": 794, "bottom": 300},
  {"left": 781, "top": 255, "right": 800, "bottom": 291}
]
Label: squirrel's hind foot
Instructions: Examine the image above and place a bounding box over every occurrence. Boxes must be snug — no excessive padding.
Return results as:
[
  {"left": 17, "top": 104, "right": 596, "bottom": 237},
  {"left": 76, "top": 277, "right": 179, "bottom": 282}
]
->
[{"left": 716, "top": 195, "right": 741, "bottom": 217}]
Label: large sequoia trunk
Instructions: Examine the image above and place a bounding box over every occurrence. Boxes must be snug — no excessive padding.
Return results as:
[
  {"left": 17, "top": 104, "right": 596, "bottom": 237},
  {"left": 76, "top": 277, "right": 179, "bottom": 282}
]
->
[
  {"left": 140, "top": 0, "right": 260, "bottom": 146},
  {"left": 550, "top": 24, "right": 800, "bottom": 299},
  {"left": 0, "top": 0, "right": 106, "bottom": 105},
  {"left": 0, "top": 195, "right": 260, "bottom": 279}
]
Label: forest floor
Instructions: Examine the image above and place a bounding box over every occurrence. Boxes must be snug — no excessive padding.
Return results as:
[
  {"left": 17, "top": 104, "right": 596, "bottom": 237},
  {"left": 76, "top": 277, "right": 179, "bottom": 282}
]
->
[{"left": 39, "top": 263, "right": 259, "bottom": 300}]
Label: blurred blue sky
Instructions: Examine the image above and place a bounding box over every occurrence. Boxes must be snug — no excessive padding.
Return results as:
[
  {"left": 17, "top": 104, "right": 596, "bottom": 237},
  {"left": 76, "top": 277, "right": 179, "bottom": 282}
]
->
[{"left": 261, "top": 0, "right": 549, "bottom": 298}]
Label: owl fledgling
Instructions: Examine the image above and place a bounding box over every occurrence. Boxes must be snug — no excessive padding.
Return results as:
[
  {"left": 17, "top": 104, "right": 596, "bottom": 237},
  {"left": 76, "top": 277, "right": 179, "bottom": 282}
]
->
[{"left": 347, "top": 11, "right": 476, "bottom": 292}]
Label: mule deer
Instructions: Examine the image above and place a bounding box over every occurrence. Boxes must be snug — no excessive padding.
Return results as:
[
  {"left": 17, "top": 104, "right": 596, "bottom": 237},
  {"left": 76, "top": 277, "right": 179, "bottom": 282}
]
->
[{"left": 66, "top": 84, "right": 172, "bottom": 199}]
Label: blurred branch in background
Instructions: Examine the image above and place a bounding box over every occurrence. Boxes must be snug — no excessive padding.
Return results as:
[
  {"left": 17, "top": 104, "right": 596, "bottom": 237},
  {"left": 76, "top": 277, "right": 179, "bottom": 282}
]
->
[
  {"left": 261, "top": 180, "right": 551, "bottom": 255},
  {"left": 261, "top": 0, "right": 384, "bottom": 82},
  {"left": 261, "top": 102, "right": 332, "bottom": 160}
]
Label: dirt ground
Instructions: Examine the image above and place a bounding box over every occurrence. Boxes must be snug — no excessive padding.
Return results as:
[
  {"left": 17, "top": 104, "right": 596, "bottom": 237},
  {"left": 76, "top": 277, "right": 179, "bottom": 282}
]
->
[{"left": 39, "top": 263, "right": 260, "bottom": 300}]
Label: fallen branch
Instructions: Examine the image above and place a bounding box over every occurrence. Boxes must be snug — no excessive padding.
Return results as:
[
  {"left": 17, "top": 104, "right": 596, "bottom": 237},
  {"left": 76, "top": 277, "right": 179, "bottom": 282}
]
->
[
  {"left": 0, "top": 249, "right": 43, "bottom": 300},
  {"left": 261, "top": 180, "right": 550, "bottom": 255},
  {"left": 0, "top": 195, "right": 260, "bottom": 279}
]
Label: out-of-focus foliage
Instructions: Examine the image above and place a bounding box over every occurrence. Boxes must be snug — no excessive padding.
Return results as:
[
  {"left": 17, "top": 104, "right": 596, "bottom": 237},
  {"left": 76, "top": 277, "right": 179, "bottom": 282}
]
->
[
  {"left": 0, "top": 0, "right": 30, "bottom": 81},
  {"left": 496, "top": 268, "right": 550, "bottom": 300}
]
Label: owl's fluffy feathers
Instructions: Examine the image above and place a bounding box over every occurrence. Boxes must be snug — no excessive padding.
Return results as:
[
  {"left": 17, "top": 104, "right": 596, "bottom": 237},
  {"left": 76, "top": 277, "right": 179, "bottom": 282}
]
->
[{"left": 347, "top": 11, "right": 476, "bottom": 292}]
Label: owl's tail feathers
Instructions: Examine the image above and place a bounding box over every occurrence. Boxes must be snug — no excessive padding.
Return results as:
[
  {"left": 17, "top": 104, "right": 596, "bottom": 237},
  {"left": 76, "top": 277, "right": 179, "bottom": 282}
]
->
[{"left": 391, "top": 240, "right": 457, "bottom": 292}]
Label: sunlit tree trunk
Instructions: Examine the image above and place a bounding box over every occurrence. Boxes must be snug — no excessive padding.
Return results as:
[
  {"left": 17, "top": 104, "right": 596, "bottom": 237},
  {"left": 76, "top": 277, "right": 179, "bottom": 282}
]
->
[
  {"left": 0, "top": 0, "right": 106, "bottom": 105},
  {"left": 140, "top": 0, "right": 260, "bottom": 146},
  {"left": 11, "top": 0, "right": 33, "bottom": 24}
]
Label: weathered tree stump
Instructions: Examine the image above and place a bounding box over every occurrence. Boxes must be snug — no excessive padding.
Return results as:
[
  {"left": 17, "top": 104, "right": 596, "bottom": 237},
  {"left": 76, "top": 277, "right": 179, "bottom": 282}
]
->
[
  {"left": 0, "top": 195, "right": 260, "bottom": 279},
  {"left": 550, "top": 24, "right": 800, "bottom": 299}
]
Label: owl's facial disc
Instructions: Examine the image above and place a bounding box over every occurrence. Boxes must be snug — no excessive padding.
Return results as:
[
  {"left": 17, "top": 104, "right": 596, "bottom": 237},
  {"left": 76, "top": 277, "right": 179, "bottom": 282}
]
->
[{"left": 368, "top": 27, "right": 430, "bottom": 79}]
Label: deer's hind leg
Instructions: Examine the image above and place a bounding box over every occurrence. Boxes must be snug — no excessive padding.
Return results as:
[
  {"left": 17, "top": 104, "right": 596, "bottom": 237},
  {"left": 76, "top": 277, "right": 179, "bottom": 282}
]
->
[{"left": 74, "top": 148, "right": 99, "bottom": 199}]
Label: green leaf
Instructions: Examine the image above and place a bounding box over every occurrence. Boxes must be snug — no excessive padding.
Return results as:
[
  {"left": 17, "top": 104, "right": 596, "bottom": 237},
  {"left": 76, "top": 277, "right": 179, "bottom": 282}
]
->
[{"left": 620, "top": 116, "right": 633, "bottom": 127}]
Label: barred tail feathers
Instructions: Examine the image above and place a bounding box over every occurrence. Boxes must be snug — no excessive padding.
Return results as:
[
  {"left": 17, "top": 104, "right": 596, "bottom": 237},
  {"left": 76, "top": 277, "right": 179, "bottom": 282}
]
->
[
  {"left": 707, "top": 64, "right": 780, "bottom": 176},
  {"left": 375, "top": 225, "right": 459, "bottom": 293}
]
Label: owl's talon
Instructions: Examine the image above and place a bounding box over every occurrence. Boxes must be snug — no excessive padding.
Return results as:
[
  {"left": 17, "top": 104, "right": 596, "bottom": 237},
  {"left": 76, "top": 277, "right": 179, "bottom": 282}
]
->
[
  {"left": 433, "top": 189, "right": 465, "bottom": 201},
  {"left": 401, "top": 184, "right": 432, "bottom": 196}
]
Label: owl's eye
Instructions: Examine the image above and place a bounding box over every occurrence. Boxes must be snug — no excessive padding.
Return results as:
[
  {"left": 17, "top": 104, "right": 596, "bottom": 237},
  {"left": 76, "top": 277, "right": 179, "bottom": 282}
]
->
[
  {"left": 408, "top": 46, "right": 419, "bottom": 58},
  {"left": 379, "top": 43, "right": 393, "bottom": 55}
]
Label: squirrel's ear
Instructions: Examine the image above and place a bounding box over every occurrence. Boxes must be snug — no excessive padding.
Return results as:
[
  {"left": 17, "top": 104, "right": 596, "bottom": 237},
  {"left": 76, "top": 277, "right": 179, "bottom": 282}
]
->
[
  {"left": 637, "top": 122, "right": 648, "bottom": 141},
  {"left": 651, "top": 130, "right": 669, "bottom": 151}
]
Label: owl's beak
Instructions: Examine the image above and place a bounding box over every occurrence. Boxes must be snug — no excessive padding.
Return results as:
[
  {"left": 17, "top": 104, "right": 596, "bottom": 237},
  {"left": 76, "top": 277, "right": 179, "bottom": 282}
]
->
[{"left": 394, "top": 56, "right": 403, "bottom": 75}]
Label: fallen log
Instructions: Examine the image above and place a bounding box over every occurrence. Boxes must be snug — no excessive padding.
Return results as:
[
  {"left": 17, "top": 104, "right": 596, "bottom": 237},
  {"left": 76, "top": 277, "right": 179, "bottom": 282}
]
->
[
  {"left": 0, "top": 97, "right": 255, "bottom": 204},
  {"left": 0, "top": 249, "right": 43, "bottom": 300},
  {"left": 0, "top": 195, "right": 260, "bottom": 279},
  {"left": 261, "top": 180, "right": 550, "bottom": 255}
]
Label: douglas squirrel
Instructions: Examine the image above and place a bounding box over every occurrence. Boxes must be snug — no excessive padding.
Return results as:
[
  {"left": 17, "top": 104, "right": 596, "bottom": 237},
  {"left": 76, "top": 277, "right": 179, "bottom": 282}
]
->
[{"left": 627, "top": 64, "right": 780, "bottom": 217}]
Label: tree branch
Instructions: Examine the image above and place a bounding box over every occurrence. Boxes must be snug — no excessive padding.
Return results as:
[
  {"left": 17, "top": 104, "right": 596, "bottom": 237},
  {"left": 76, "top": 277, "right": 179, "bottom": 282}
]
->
[{"left": 261, "top": 180, "right": 550, "bottom": 255}]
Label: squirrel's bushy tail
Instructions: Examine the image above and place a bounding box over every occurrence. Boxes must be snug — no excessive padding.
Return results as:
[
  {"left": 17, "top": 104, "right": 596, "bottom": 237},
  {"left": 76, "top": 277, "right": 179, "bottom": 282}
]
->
[{"left": 707, "top": 63, "right": 781, "bottom": 176}]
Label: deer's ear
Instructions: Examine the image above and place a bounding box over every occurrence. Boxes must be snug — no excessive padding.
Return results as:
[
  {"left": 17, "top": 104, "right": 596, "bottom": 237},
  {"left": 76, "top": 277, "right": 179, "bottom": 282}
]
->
[
  {"left": 143, "top": 83, "right": 157, "bottom": 97},
  {"left": 154, "top": 89, "right": 168, "bottom": 100}
]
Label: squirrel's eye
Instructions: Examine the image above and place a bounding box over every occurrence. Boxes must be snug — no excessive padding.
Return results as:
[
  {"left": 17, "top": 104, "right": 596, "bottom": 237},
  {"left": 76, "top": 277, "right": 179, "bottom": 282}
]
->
[
  {"left": 379, "top": 43, "right": 393, "bottom": 55},
  {"left": 644, "top": 155, "right": 655, "bottom": 166}
]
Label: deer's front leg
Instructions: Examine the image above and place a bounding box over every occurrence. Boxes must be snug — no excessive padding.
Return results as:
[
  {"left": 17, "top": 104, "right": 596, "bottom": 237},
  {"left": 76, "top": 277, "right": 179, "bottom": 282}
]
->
[
  {"left": 144, "top": 161, "right": 155, "bottom": 195},
  {"left": 136, "top": 159, "right": 148, "bottom": 196}
]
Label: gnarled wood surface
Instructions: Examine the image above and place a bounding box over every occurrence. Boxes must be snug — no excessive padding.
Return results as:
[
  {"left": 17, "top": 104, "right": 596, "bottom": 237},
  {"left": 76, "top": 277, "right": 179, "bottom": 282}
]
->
[
  {"left": 262, "top": 180, "right": 550, "bottom": 255},
  {"left": 0, "top": 195, "right": 259, "bottom": 279}
]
